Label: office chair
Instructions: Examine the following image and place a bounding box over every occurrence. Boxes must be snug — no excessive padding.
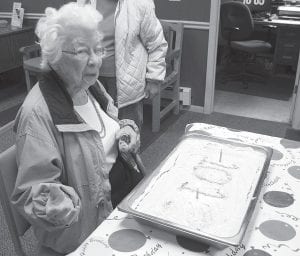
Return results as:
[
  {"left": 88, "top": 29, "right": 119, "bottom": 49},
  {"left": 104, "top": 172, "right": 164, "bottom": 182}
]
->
[
  {"left": 144, "top": 21, "right": 184, "bottom": 132},
  {"left": 0, "top": 145, "right": 31, "bottom": 256},
  {"left": 19, "top": 44, "right": 43, "bottom": 93},
  {"left": 220, "top": 1, "right": 273, "bottom": 86}
]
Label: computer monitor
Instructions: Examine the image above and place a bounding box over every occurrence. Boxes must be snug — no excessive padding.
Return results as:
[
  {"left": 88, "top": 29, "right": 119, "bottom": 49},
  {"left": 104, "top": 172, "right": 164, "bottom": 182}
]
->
[{"left": 238, "top": 0, "right": 272, "bottom": 13}]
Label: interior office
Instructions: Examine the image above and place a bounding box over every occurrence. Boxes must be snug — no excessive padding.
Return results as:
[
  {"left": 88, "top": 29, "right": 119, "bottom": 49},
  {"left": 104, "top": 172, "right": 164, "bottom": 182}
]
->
[{"left": 216, "top": 0, "right": 300, "bottom": 124}]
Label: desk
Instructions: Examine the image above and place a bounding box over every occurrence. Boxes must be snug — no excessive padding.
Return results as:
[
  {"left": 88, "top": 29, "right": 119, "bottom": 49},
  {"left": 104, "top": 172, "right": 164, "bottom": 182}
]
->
[
  {"left": 0, "top": 25, "right": 35, "bottom": 74},
  {"left": 68, "top": 123, "right": 300, "bottom": 256},
  {"left": 254, "top": 18, "right": 300, "bottom": 68}
]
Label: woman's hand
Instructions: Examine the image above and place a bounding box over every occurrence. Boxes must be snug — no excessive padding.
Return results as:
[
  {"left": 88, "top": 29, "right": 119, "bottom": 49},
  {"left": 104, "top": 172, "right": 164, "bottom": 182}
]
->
[
  {"left": 32, "top": 184, "right": 81, "bottom": 228},
  {"left": 144, "top": 80, "right": 160, "bottom": 99},
  {"left": 116, "top": 125, "right": 140, "bottom": 153},
  {"left": 46, "top": 186, "right": 81, "bottom": 227}
]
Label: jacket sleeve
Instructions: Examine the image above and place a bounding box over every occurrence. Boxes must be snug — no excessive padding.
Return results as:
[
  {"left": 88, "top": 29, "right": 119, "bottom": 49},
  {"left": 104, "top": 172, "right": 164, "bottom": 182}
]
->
[
  {"left": 139, "top": 0, "right": 168, "bottom": 82},
  {"left": 11, "top": 115, "right": 81, "bottom": 232}
]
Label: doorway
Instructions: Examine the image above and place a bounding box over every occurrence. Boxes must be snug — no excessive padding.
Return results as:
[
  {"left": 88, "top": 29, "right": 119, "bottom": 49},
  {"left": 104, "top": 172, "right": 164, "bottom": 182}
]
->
[
  {"left": 214, "top": 48, "right": 295, "bottom": 123},
  {"left": 208, "top": 1, "right": 298, "bottom": 124}
]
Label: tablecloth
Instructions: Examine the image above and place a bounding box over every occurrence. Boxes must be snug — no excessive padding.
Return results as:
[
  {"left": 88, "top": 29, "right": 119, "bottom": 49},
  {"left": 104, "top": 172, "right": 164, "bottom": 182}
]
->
[{"left": 68, "top": 123, "right": 300, "bottom": 256}]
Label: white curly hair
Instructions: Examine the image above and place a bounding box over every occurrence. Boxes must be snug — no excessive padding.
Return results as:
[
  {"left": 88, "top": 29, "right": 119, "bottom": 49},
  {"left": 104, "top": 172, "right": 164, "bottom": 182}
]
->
[{"left": 35, "top": 2, "right": 103, "bottom": 69}]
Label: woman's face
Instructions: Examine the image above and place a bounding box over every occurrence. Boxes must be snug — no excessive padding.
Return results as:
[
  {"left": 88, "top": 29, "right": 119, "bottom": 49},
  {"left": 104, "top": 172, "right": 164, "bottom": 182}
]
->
[{"left": 56, "top": 29, "right": 103, "bottom": 94}]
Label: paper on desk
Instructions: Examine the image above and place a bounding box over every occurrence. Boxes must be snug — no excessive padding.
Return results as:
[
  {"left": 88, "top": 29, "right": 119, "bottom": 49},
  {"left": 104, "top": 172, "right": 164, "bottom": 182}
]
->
[
  {"left": 11, "top": 2, "right": 24, "bottom": 28},
  {"left": 67, "top": 236, "right": 113, "bottom": 256},
  {"left": 77, "top": 0, "right": 97, "bottom": 8}
]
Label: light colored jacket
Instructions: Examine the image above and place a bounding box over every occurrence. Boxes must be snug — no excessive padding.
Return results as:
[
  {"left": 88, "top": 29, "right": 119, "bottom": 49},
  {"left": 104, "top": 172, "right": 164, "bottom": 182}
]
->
[
  {"left": 115, "top": 0, "right": 168, "bottom": 108},
  {"left": 11, "top": 71, "right": 137, "bottom": 254}
]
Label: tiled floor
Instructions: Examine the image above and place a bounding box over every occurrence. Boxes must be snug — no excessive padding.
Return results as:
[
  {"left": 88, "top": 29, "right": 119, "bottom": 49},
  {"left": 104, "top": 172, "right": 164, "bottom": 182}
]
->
[{"left": 214, "top": 90, "right": 292, "bottom": 123}]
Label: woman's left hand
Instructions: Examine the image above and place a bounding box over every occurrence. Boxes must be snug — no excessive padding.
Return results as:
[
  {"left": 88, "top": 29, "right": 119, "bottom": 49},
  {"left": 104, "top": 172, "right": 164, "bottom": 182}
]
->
[
  {"left": 145, "top": 80, "right": 160, "bottom": 99},
  {"left": 116, "top": 125, "right": 140, "bottom": 153}
]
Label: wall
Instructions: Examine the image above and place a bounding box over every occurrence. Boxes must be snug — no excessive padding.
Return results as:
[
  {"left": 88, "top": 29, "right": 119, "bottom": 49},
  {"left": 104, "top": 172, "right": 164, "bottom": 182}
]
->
[
  {"left": 0, "top": 0, "right": 213, "bottom": 107},
  {"left": 154, "top": 0, "right": 211, "bottom": 107},
  {"left": 181, "top": 29, "right": 209, "bottom": 106},
  {"left": 155, "top": 0, "right": 210, "bottom": 22},
  {"left": 0, "top": 0, "right": 72, "bottom": 13}
]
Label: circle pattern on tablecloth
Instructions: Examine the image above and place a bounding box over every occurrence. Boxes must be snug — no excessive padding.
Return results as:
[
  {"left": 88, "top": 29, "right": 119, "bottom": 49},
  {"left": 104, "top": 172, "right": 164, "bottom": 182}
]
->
[
  {"left": 271, "top": 149, "right": 284, "bottom": 161},
  {"left": 108, "top": 229, "right": 146, "bottom": 252},
  {"left": 243, "top": 248, "right": 272, "bottom": 256},
  {"left": 263, "top": 191, "right": 294, "bottom": 208},
  {"left": 288, "top": 166, "right": 300, "bottom": 180},
  {"left": 175, "top": 236, "right": 209, "bottom": 252},
  {"left": 258, "top": 220, "right": 296, "bottom": 241},
  {"left": 280, "top": 139, "right": 300, "bottom": 149}
]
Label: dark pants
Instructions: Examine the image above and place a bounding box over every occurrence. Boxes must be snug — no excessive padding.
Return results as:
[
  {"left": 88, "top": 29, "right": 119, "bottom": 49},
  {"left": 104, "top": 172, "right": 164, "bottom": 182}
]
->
[{"left": 98, "top": 76, "right": 143, "bottom": 130}]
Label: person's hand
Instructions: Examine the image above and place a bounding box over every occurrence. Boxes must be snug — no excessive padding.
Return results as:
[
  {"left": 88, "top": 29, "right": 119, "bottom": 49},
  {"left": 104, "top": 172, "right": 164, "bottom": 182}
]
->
[
  {"left": 145, "top": 80, "right": 160, "bottom": 99},
  {"left": 46, "top": 185, "right": 81, "bottom": 227},
  {"left": 116, "top": 125, "right": 140, "bottom": 153}
]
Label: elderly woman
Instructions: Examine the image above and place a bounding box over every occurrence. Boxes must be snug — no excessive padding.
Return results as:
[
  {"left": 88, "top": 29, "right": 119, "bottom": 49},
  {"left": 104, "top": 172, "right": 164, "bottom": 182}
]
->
[{"left": 11, "top": 3, "right": 143, "bottom": 255}]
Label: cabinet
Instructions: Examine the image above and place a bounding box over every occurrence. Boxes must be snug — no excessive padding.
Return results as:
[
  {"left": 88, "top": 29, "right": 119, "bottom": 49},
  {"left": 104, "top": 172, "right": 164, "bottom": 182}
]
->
[
  {"left": 274, "top": 27, "right": 300, "bottom": 68},
  {"left": 254, "top": 18, "right": 300, "bottom": 69},
  {"left": 0, "top": 26, "right": 35, "bottom": 74}
]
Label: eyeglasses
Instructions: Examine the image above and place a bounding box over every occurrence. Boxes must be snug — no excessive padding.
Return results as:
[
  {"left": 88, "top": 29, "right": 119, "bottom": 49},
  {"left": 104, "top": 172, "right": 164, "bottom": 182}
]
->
[{"left": 62, "top": 47, "right": 106, "bottom": 59}]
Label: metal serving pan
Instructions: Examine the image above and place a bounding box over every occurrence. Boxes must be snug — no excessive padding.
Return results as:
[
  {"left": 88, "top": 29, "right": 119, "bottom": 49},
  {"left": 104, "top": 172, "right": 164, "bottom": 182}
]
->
[{"left": 118, "top": 132, "right": 273, "bottom": 249}]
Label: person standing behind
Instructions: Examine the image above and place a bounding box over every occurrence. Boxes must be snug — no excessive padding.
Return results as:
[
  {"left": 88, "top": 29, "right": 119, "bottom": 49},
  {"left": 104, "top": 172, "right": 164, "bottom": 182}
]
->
[{"left": 96, "top": 0, "right": 168, "bottom": 129}]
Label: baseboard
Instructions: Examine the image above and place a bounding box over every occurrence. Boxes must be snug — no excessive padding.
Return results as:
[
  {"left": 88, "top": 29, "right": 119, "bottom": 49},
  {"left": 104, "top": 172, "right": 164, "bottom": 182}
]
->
[{"left": 181, "top": 105, "right": 204, "bottom": 113}]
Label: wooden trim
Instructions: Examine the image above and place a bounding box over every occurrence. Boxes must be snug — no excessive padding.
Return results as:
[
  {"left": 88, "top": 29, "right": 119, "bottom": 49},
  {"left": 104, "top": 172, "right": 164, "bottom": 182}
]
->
[
  {"left": 204, "top": 0, "right": 221, "bottom": 114},
  {"left": 186, "top": 105, "right": 205, "bottom": 113},
  {"left": 0, "top": 12, "right": 44, "bottom": 19},
  {"left": 0, "top": 13, "right": 210, "bottom": 29},
  {"left": 160, "top": 19, "right": 209, "bottom": 30},
  {"left": 0, "top": 12, "right": 11, "bottom": 18},
  {"left": 24, "top": 13, "right": 45, "bottom": 19}
]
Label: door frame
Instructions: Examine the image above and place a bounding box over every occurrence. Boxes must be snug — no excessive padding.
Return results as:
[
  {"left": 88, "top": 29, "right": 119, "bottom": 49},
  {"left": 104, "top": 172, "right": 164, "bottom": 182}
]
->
[
  {"left": 204, "top": 0, "right": 221, "bottom": 114},
  {"left": 291, "top": 52, "right": 300, "bottom": 129}
]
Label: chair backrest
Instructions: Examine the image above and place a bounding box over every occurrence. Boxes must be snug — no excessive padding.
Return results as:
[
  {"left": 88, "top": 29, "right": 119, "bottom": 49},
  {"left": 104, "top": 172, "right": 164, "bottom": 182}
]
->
[
  {"left": 220, "top": 1, "right": 254, "bottom": 41},
  {"left": 160, "top": 21, "right": 184, "bottom": 86},
  {"left": 145, "top": 21, "right": 183, "bottom": 132},
  {"left": 19, "top": 44, "right": 43, "bottom": 92},
  {"left": 0, "top": 145, "right": 30, "bottom": 256},
  {"left": 19, "top": 43, "right": 41, "bottom": 61}
]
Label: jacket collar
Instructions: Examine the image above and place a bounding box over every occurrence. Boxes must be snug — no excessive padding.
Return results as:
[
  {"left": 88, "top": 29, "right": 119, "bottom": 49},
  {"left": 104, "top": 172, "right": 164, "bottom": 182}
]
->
[{"left": 39, "top": 70, "right": 109, "bottom": 126}]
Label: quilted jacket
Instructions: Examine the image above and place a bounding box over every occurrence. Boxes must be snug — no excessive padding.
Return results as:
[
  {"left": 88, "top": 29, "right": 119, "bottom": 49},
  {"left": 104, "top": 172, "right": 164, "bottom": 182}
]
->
[{"left": 115, "top": 0, "right": 168, "bottom": 108}]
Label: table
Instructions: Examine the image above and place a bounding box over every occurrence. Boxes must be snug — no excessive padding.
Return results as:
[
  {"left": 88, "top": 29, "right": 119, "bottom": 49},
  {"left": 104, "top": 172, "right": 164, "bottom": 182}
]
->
[
  {"left": 68, "top": 123, "right": 300, "bottom": 256},
  {"left": 254, "top": 17, "right": 300, "bottom": 27},
  {"left": 254, "top": 18, "right": 300, "bottom": 68},
  {"left": 0, "top": 25, "right": 35, "bottom": 74}
]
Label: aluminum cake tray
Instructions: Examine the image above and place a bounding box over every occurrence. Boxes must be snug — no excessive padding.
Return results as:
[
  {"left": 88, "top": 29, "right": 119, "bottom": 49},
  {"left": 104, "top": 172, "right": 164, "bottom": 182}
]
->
[{"left": 118, "top": 132, "right": 273, "bottom": 249}]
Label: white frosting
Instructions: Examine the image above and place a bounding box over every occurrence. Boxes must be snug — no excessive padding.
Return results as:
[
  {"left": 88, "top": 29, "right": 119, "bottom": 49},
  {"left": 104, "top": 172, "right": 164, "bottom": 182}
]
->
[{"left": 132, "top": 137, "right": 266, "bottom": 238}]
